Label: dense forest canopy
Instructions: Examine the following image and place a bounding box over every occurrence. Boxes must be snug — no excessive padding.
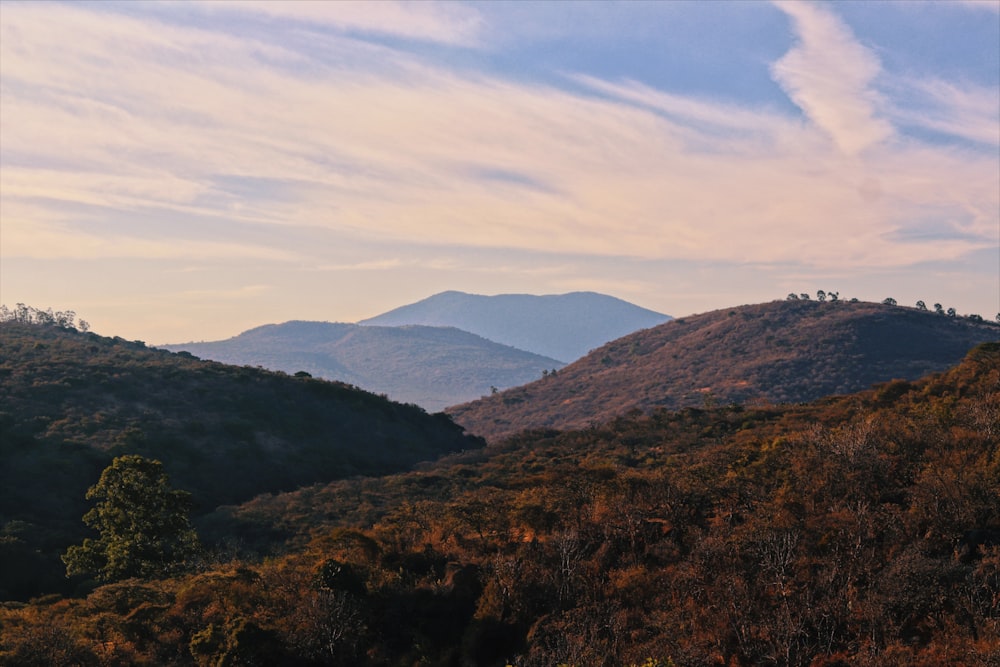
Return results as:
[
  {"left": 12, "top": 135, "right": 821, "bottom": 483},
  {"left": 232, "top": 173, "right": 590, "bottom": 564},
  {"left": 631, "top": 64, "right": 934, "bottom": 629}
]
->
[{"left": 0, "top": 320, "right": 481, "bottom": 601}]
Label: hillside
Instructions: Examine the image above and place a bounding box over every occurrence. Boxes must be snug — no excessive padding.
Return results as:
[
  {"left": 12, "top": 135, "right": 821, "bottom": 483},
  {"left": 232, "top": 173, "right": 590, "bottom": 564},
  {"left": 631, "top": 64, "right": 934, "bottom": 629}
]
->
[
  {"left": 160, "top": 321, "right": 564, "bottom": 412},
  {"left": 0, "top": 321, "right": 482, "bottom": 600},
  {"left": 359, "top": 290, "right": 671, "bottom": 362},
  {"left": 5, "top": 342, "right": 997, "bottom": 665},
  {"left": 448, "top": 299, "right": 1000, "bottom": 442}
]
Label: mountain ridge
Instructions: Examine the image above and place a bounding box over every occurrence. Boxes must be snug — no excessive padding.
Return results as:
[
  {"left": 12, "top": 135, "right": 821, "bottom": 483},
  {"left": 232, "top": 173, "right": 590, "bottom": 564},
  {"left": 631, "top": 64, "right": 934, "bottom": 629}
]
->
[
  {"left": 447, "top": 298, "right": 1000, "bottom": 441},
  {"left": 160, "top": 321, "right": 564, "bottom": 412},
  {"left": 358, "top": 290, "right": 672, "bottom": 362}
]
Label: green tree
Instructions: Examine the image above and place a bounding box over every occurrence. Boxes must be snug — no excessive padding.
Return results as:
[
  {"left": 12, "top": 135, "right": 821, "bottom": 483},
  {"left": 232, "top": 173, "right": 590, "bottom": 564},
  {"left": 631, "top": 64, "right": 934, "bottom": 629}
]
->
[{"left": 62, "top": 455, "right": 200, "bottom": 581}]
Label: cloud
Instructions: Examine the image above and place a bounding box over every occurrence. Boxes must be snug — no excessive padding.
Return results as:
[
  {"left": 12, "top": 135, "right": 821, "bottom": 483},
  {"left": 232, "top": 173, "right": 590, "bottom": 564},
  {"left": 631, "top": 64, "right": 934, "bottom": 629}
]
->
[
  {"left": 1, "top": 199, "right": 298, "bottom": 261},
  {"left": 771, "top": 0, "right": 894, "bottom": 154},
  {"left": 314, "top": 259, "right": 406, "bottom": 272},
  {"left": 200, "top": 0, "right": 484, "bottom": 46},
  {"left": 0, "top": 2, "right": 995, "bottom": 278},
  {"left": 175, "top": 285, "right": 273, "bottom": 300},
  {"left": 889, "top": 78, "right": 1000, "bottom": 147},
  {"left": 955, "top": 0, "right": 1000, "bottom": 12}
]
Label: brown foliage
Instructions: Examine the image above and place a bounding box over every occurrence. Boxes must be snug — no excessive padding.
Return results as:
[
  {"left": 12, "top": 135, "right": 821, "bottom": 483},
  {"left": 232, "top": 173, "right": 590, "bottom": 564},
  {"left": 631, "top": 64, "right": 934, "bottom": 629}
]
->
[
  {"left": 448, "top": 299, "right": 999, "bottom": 442},
  {"left": 2, "top": 341, "right": 999, "bottom": 665}
]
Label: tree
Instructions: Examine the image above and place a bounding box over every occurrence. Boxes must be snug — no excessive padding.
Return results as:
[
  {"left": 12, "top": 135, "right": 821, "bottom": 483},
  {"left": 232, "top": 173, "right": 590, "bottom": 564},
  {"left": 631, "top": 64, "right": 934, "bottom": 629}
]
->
[
  {"left": 934, "top": 303, "right": 945, "bottom": 315},
  {"left": 786, "top": 293, "right": 799, "bottom": 301},
  {"left": 0, "top": 303, "right": 83, "bottom": 329},
  {"left": 882, "top": 297, "right": 897, "bottom": 306},
  {"left": 62, "top": 455, "right": 200, "bottom": 581},
  {"left": 915, "top": 300, "right": 927, "bottom": 311},
  {"left": 817, "top": 290, "right": 827, "bottom": 302},
  {"left": 947, "top": 307, "right": 956, "bottom": 317}
]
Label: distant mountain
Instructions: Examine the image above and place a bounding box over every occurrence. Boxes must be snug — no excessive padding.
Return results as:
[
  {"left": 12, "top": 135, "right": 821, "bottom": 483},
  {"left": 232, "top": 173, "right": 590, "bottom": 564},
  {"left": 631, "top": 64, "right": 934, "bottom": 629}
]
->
[
  {"left": 447, "top": 299, "right": 1000, "bottom": 442},
  {"left": 359, "top": 290, "right": 671, "bottom": 362},
  {"left": 0, "top": 321, "right": 482, "bottom": 599},
  {"left": 161, "top": 321, "right": 564, "bottom": 412}
]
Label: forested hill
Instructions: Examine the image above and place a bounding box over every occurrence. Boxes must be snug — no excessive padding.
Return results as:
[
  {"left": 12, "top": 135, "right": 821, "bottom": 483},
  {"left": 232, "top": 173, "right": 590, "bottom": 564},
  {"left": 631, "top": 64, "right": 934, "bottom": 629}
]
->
[
  {"left": 448, "top": 299, "right": 1000, "bottom": 442},
  {"left": 0, "top": 321, "right": 481, "bottom": 599}
]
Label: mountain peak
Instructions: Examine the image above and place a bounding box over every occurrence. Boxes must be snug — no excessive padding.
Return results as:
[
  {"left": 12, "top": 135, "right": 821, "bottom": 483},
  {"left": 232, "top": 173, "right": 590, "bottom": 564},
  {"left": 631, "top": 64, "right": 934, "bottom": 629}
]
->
[{"left": 359, "top": 291, "right": 671, "bottom": 362}]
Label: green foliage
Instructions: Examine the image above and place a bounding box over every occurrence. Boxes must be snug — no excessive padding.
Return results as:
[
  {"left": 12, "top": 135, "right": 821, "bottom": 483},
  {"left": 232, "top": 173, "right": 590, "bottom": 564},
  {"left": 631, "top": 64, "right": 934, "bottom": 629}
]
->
[
  {"left": 189, "top": 617, "right": 287, "bottom": 666},
  {"left": 62, "top": 455, "right": 201, "bottom": 581}
]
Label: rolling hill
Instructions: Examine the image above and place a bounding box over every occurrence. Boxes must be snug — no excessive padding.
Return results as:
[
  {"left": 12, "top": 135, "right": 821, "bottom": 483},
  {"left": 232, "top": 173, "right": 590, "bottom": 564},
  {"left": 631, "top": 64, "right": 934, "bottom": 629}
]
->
[
  {"left": 160, "top": 321, "right": 564, "bottom": 412},
  {"left": 359, "top": 290, "right": 672, "bottom": 362},
  {"left": 0, "top": 321, "right": 483, "bottom": 599},
  {"left": 447, "top": 299, "right": 1000, "bottom": 442},
  {"left": 9, "top": 341, "right": 995, "bottom": 665}
]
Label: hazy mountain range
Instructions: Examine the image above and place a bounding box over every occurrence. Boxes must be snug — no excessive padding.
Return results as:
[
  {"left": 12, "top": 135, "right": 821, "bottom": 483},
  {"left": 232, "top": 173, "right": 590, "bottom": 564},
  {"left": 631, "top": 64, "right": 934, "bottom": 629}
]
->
[
  {"left": 161, "top": 291, "right": 670, "bottom": 410},
  {"left": 160, "top": 321, "right": 563, "bottom": 412},
  {"left": 448, "top": 299, "right": 1000, "bottom": 441},
  {"left": 359, "top": 291, "right": 671, "bottom": 362}
]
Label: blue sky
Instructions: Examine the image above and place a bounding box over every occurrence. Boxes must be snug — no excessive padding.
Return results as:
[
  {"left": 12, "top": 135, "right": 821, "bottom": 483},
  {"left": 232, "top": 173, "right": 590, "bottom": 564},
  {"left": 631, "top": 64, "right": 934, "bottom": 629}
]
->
[{"left": 1, "top": 0, "right": 997, "bottom": 343}]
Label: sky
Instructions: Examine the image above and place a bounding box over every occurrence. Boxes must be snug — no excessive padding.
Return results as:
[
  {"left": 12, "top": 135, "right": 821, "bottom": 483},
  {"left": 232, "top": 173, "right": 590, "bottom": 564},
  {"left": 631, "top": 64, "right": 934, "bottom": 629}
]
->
[{"left": 1, "top": 0, "right": 998, "bottom": 344}]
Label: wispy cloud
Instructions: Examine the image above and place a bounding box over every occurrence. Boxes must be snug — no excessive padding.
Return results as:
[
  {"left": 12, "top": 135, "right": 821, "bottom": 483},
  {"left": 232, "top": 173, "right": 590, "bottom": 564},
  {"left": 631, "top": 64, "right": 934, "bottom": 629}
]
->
[
  {"left": 771, "top": 1, "right": 893, "bottom": 154},
  {"left": 200, "top": 0, "right": 484, "bottom": 46},
  {"left": 955, "top": 0, "right": 1000, "bottom": 13},
  {"left": 889, "top": 78, "right": 1000, "bottom": 147},
  {"left": 1, "top": 0, "right": 996, "bottom": 339},
  {"left": 176, "top": 284, "right": 273, "bottom": 300},
  {"left": 573, "top": 75, "right": 794, "bottom": 145}
]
